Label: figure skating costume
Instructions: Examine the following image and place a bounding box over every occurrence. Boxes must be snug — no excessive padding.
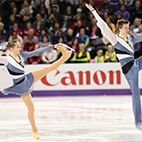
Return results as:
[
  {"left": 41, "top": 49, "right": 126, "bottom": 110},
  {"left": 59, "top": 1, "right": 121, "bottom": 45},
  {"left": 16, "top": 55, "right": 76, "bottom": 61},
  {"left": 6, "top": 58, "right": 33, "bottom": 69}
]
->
[
  {"left": 0, "top": 45, "right": 54, "bottom": 96},
  {"left": 92, "top": 10, "right": 142, "bottom": 128}
]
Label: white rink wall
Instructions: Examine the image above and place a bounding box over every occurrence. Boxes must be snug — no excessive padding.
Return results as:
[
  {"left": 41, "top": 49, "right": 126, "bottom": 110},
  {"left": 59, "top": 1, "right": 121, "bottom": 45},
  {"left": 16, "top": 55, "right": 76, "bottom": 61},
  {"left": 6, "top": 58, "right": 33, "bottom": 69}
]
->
[{"left": 1, "top": 63, "right": 142, "bottom": 92}]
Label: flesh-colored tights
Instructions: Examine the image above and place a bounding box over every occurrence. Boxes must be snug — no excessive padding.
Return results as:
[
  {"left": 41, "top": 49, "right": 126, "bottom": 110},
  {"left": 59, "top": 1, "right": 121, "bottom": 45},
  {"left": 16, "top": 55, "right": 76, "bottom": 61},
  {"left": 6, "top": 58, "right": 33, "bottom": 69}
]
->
[{"left": 21, "top": 56, "right": 67, "bottom": 137}]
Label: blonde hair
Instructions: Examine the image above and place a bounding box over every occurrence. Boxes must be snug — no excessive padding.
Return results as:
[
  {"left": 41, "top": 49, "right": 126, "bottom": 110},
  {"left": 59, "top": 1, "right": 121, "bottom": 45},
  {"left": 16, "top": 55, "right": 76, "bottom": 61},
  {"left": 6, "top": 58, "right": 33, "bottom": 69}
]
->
[
  {"left": 116, "top": 19, "right": 130, "bottom": 32},
  {"left": 7, "top": 40, "right": 17, "bottom": 49}
]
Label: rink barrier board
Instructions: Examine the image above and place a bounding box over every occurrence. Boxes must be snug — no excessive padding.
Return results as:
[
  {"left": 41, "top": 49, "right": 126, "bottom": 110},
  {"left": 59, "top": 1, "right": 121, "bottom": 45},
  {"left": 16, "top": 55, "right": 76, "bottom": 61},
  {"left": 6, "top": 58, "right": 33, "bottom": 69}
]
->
[
  {"left": 0, "top": 89, "right": 134, "bottom": 97},
  {"left": 1, "top": 63, "right": 142, "bottom": 97}
]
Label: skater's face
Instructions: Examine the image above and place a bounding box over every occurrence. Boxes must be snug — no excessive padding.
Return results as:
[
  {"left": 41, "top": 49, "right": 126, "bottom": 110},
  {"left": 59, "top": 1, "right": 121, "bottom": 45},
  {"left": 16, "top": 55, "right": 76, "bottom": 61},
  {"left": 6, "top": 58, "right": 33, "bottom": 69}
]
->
[
  {"left": 11, "top": 41, "right": 22, "bottom": 55},
  {"left": 119, "top": 24, "right": 129, "bottom": 36}
]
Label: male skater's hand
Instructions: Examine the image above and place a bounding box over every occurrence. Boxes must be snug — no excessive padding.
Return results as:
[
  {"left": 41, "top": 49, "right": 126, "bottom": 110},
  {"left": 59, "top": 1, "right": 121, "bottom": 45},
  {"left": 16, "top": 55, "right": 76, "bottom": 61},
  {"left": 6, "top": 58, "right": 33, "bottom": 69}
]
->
[{"left": 85, "top": 3, "right": 95, "bottom": 12}]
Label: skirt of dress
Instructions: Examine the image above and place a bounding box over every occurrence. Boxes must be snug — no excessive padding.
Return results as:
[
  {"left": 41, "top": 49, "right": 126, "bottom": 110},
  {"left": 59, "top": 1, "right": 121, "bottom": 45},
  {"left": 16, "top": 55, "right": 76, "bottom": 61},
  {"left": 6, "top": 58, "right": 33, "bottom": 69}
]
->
[{"left": 2, "top": 72, "right": 34, "bottom": 96}]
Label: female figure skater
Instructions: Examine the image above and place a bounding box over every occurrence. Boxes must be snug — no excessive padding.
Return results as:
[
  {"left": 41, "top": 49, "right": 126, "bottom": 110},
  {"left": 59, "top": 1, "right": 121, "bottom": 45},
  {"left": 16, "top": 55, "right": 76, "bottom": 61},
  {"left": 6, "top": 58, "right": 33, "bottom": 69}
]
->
[
  {"left": 0, "top": 41, "right": 73, "bottom": 139},
  {"left": 85, "top": 3, "right": 142, "bottom": 130}
]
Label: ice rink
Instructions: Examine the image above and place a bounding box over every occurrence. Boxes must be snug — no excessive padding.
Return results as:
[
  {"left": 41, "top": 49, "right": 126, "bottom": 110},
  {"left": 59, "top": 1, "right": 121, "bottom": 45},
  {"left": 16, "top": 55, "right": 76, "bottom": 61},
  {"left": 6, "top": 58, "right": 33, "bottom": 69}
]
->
[{"left": 0, "top": 95, "right": 142, "bottom": 142}]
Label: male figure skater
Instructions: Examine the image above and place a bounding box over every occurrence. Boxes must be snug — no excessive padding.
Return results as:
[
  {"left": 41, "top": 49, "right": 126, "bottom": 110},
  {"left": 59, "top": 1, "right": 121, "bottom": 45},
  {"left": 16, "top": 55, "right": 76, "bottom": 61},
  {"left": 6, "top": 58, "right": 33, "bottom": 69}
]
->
[{"left": 85, "top": 3, "right": 142, "bottom": 130}]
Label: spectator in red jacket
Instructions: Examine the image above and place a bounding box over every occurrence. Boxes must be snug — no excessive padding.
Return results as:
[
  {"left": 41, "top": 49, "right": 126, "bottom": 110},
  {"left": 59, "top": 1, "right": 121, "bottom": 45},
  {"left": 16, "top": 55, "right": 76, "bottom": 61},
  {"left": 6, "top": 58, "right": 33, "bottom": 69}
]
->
[
  {"left": 72, "top": 14, "right": 85, "bottom": 30},
  {"left": 23, "top": 28, "right": 38, "bottom": 45},
  {"left": 24, "top": 35, "right": 36, "bottom": 51},
  {"left": 23, "top": 22, "right": 38, "bottom": 38},
  {"left": 28, "top": 44, "right": 42, "bottom": 64},
  {"left": 73, "top": 20, "right": 85, "bottom": 36},
  {"left": 60, "top": 15, "right": 72, "bottom": 32},
  {"left": 9, "top": 22, "right": 23, "bottom": 37}
]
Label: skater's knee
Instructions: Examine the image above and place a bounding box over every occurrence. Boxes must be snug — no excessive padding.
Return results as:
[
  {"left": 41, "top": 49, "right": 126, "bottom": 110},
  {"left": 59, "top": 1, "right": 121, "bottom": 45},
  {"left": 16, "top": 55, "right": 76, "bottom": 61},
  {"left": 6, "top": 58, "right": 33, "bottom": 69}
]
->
[{"left": 28, "top": 106, "right": 35, "bottom": 113}]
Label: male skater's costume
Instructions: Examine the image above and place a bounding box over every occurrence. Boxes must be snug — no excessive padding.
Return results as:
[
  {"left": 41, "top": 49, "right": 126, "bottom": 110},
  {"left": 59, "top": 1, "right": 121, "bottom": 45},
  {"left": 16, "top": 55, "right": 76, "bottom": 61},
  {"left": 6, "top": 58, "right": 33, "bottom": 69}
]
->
[
  {"left": 0, "top": 44, "right": 53, "bottom": 96},
  {"left": 92, "top": 10, "right": 142, "bottom": 128}
]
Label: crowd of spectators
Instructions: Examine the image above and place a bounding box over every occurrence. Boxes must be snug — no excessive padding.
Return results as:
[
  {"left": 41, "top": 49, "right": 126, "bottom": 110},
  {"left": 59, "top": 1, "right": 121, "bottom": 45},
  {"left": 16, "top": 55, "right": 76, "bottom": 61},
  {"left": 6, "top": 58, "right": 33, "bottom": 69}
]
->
[{"left": 0, "top": 0, "right": 142, "bottom": 64}]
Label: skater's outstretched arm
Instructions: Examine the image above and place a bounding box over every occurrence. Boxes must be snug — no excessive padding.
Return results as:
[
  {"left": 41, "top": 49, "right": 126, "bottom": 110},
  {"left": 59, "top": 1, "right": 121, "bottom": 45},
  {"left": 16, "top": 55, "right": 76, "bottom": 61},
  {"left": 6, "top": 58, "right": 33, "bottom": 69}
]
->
[
  {"left": 85, "top": 3, "right": 117, "bottom": 46},
  {"left": 21, "top": 45, "right": 54, "bottom": 61}
]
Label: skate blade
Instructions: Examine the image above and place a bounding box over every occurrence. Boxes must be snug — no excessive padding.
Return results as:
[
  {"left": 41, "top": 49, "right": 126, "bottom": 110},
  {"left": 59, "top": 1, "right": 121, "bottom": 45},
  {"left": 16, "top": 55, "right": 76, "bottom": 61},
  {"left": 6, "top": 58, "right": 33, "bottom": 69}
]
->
[{"left": 59, "top": 43, "right": 75, "bottom": 52}]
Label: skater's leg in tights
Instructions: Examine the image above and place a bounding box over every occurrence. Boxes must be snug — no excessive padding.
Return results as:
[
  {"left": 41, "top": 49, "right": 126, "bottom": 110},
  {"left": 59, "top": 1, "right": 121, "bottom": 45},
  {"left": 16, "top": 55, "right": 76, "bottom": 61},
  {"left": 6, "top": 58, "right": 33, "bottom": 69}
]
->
[
  {"left": 21, "top": 94, "right": 39, "bottom": 139},
  {"left": 20, "top": 45, "right": 71, "bottom": 139},
  {"left": 32, "top": 45, "right": 71, "bottom": 84}
]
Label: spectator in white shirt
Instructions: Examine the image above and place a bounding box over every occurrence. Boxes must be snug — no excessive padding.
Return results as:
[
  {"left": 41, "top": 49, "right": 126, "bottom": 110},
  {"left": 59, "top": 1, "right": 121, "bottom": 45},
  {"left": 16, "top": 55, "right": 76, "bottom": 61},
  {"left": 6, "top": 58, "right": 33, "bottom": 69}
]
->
[
  {"left": 42, "top": 43, "right": 58, "bottom": 64},
  {"left": 9, "top": 31, "right": 23, "bottom": 44}
]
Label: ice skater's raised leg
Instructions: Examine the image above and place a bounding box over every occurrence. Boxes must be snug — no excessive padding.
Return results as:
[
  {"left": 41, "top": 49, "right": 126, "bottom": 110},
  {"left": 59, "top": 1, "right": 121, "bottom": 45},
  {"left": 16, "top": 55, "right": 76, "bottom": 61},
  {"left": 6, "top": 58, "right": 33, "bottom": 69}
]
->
[
  {"left": 21, "top": 94, "right": 39, "bottom": 139},
  {"left": 32, "top": 44, "right": 71, "bottom": 84}
]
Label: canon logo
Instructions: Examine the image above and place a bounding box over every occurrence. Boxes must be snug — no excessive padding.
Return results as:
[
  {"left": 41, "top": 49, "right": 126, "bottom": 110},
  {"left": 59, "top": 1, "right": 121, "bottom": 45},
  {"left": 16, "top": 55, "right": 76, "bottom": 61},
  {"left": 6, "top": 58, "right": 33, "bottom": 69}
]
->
[{"left": 41, "top": 70, "right": 121, "bottom": 86}]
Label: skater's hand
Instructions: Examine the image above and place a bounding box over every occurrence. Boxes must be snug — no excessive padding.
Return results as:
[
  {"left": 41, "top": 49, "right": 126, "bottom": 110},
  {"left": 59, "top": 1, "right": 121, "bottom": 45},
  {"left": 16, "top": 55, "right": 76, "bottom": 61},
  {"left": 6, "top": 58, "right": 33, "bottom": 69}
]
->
[{"left": 85, "top": 3, "right": 95, "bottom": 12}]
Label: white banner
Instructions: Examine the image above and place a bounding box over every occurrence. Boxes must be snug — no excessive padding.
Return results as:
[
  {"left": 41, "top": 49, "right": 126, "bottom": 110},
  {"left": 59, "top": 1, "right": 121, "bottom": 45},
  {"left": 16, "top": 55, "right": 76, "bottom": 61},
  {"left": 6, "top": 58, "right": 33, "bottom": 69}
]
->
[{"left": 1, "top": 63, "right": 142, "bottom": 92}]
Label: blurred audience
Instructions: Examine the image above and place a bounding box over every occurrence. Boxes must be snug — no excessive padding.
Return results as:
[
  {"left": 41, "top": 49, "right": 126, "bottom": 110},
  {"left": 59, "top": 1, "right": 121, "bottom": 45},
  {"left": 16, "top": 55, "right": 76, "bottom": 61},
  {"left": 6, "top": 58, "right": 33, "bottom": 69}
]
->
[
  {"left": 0, "top": 0, "right": 141, "bottom": 65},
  {"left": 23, "top": 28, "right": 38, "bottom": 45},
  {"left": 0, "top": 22, "right": 8, "bottom": 40},
  {"left": 32, "top": 13, "right": 45, "bottom": 33},
  {"left": 66, "top": 28, "right": 74, "bottom": 45},
  {"left": 42, "top": 43, "right": 58, "bottom": 64},
  {"left": 9, "top": 31, "right": 23, "bottom": 44},
  {"left": 104, "top": 44, "right": 117, "bottom": 62},
  {"left": 38, "top": 35, "right": 50, "bottom": 47},
  {"left": 72, "top": 43, "right": 91, "bottom": 63},
  {"left": 70, "top": 37, "right": 79, "bottom": 51},
  {"left": 24, "top": 35, "right": 36, "bottom": 51},
  {"left": 23, "top": 22, "right": 38, "bottom": 37},
  {"left": 77, "top": 28, "right": 89, "bottom": 47},
  {"left": 28, "top": 44, "right": 42, "bottom": 64},
  {"left": 9, "top": 22, "right": 23, "bottom": 37},
  {"left": 93, "top": 49, "right": 104, "bottom": 63}
]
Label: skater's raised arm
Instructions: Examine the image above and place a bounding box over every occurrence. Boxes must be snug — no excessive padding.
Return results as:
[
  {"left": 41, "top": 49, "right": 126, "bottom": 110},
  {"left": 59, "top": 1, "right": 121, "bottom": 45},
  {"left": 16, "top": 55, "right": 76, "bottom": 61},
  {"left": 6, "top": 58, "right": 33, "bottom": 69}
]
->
[
  {"left": 85, "top": 3, "right": 117, "bottom": 46},
  {"left": 21, "top": 45, "right": 54, "bottom": 61}
]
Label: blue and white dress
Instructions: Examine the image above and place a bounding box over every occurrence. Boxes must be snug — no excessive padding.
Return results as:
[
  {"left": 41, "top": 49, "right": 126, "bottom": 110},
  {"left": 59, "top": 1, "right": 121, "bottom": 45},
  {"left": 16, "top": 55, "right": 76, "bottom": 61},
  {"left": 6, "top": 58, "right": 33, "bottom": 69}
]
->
[{"left": 0, "top": 45, "right": 54, "bottom": 96}]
